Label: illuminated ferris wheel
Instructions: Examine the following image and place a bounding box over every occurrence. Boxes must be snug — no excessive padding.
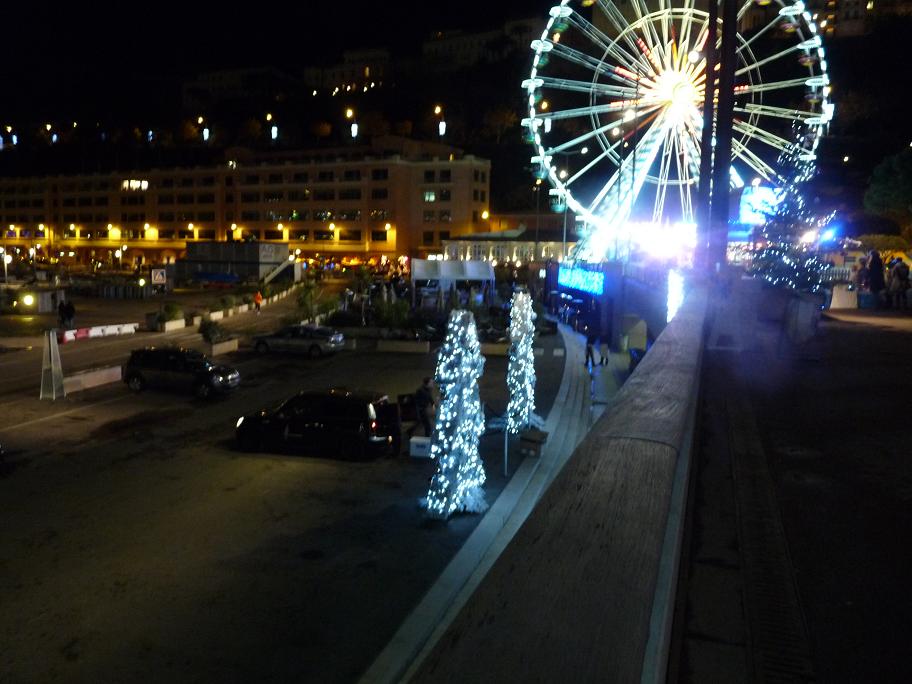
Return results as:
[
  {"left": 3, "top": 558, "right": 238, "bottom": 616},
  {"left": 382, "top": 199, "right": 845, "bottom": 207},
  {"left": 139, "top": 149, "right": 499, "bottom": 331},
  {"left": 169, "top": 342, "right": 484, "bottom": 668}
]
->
[{"left": 522, "top": 0, "right": 834, "bottom": 262}]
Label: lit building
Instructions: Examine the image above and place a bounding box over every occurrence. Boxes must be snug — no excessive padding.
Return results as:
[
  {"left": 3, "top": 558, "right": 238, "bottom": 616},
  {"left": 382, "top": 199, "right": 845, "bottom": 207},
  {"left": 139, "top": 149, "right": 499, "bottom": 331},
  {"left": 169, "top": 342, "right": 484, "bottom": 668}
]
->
[
  {"left": 0, "top": 136, "right": 490, "bottom": 267},
  {"left": 443, "top": 213, "right": 576, "bottom": 265}
]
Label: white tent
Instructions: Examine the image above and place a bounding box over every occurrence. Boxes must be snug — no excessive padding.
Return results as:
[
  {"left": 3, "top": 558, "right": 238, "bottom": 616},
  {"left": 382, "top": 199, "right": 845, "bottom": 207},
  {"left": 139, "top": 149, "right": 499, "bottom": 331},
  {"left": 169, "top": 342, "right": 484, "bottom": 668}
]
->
[{"left": 411, "top": 259, "right": 495, "bottom": 307}]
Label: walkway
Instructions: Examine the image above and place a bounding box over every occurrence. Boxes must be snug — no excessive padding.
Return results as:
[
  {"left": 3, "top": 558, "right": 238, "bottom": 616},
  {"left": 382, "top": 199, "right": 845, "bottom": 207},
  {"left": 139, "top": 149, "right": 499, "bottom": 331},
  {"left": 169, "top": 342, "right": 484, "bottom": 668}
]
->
[
  {"left": 675, "top": 285, "right": 912, "bottom": 683},
  {"left": 361, "top": 323, "right": 628, "bottom": 684}
]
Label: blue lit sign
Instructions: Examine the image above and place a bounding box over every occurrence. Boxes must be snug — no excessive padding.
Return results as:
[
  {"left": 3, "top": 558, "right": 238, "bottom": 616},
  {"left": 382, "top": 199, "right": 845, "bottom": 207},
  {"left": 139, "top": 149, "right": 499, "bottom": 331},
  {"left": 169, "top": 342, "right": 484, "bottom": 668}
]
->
[
  {"left": 739, "top": 185, "right": 783, "bottom": 225},
  {"left": 558, "top": 266, "right": 605, "bottom": 295}
]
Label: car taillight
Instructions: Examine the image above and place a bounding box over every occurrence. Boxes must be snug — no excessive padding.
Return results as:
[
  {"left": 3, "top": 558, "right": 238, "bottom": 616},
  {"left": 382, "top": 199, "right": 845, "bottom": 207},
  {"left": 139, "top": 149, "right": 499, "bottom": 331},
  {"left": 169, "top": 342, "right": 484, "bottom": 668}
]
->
[{"left": 370, "top": 420, "right": 377, "bottom": 431}]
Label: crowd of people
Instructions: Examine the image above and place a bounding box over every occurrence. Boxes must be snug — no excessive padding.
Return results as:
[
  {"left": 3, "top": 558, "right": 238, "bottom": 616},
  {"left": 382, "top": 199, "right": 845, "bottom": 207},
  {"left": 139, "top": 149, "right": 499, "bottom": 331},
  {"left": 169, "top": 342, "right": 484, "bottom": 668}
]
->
[{"left": 854, "top": 250, "right": 910, "bottom": 310}]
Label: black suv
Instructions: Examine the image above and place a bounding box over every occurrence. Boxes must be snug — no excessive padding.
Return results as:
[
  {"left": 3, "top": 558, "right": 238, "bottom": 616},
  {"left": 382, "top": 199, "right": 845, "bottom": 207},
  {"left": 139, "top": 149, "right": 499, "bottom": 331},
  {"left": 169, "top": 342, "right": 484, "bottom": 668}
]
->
[
  {"left": 235, "top": 388, "right": 396, "bottom": 458},
  {"left": 123, "top": 347, "right": 241, "bottom": 399}
]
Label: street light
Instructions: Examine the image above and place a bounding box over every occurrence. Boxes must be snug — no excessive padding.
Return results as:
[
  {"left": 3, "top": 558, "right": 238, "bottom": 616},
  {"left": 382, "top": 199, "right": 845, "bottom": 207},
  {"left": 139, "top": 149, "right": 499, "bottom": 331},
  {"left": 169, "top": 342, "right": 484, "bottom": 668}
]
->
[{"left": 2, "top": 251, "right": 10, "bottom": 283}]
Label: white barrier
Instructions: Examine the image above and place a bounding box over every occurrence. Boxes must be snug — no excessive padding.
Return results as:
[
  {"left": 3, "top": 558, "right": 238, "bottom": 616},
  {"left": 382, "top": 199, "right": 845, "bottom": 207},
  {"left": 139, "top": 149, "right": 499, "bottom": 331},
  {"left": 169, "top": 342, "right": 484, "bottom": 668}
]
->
[{"left": 63, "top": 365, "right": 123, "bottom": 394}]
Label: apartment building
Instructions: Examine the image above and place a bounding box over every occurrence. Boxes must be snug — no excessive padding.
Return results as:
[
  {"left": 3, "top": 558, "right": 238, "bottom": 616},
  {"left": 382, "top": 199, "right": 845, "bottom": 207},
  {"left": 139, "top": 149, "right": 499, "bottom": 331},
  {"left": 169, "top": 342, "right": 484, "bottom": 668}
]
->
[{"left": 0, "top": 136, "right": 491, "bottom": 267}]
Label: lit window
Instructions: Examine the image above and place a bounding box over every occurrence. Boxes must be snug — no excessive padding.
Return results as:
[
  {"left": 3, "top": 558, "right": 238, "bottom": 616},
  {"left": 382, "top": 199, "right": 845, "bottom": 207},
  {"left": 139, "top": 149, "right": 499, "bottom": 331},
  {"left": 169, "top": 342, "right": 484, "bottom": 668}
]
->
[{"left": 423, "top": 191, "right": 437, "bottom": 203}]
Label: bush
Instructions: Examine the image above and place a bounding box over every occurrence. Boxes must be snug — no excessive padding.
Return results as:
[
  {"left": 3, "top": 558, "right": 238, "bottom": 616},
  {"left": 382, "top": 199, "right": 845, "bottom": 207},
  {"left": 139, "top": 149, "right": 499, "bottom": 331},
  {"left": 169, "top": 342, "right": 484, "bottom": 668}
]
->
[
  {"left": 219, "top": 294, "right": 236, "bottom": 310},
  {"left": 157, "top": 302, "right": 183, "bottom": 323},
  {"left": 242, "top": 293, "right": 254, "bottom": 305},
  {"left": 199, "top": 319, "right": 228, "bottom": 343},
  {"left": 327, "top": 309, "right": 362, "bottom": 327},
  {"left": 374, "top": 299, "right": 410, "bottom": 329}
]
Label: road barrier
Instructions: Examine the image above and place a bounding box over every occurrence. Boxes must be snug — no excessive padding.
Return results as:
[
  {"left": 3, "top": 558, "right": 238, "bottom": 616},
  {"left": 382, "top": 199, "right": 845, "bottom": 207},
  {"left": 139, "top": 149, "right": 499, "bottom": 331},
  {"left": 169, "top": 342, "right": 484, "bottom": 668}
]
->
[
  {"left": 62, "top": 365, "right": 123, "bottom": 394},
  {"left": 57, "top": 323, "right": 139, "bottom": 345}
]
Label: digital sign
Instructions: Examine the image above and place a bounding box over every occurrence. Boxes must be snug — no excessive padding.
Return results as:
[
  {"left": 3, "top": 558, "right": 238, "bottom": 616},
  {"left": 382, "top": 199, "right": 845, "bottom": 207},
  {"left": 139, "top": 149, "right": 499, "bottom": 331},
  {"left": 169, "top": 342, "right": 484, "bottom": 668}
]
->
[{"left": 558, "top": 266, "right": 605, "bottom": 295}]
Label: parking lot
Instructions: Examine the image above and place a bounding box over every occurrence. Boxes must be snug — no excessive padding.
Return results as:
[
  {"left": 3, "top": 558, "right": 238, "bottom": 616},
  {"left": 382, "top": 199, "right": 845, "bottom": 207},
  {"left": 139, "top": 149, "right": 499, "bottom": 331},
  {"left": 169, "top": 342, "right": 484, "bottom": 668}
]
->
[{"left": 0, "top": 311, "right": 563, "bottom": 682}]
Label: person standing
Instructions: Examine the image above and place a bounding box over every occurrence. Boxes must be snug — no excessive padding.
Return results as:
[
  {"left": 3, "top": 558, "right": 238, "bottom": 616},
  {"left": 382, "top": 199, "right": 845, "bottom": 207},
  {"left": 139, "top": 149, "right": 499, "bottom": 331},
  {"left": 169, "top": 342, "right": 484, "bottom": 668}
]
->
[
  {"left": 867, "top": 250, "right": 886, "bottom": 307},
  {"left": 854, "top": 257, "right": 869, "bottom": 291},
  {"left": 414, "top": 377, "right": 436, "bottom": 437},
  {"left": 57, "top": 300, "right": 67, "bottom": 328},
  {"left": 584, "top": 332, "right": 596, "bottom": 367},
  {"left": 64, "top": 300, "right": 76, "bottom": 328},
  {"left": 254, "top": 290, "right": 263, "bottom": 314}
]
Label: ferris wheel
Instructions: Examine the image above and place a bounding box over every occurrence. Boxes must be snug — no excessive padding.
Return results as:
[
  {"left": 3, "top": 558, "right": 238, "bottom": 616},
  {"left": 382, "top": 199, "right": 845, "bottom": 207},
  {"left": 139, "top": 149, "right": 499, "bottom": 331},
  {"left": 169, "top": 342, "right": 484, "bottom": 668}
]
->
[{"left": 522, "top": 0, "right": 834, "bottom": 262}]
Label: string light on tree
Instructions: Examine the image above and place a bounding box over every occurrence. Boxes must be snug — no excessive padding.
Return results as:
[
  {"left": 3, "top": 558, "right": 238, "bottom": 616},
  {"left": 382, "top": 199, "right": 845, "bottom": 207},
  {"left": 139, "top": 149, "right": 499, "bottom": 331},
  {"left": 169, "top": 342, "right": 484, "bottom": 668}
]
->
[
  {"left": 425, "top": 310, "right": 488, "bottom": 520},
  {"left": 506, "top": 292, "right": 536, "bottom": 435}
]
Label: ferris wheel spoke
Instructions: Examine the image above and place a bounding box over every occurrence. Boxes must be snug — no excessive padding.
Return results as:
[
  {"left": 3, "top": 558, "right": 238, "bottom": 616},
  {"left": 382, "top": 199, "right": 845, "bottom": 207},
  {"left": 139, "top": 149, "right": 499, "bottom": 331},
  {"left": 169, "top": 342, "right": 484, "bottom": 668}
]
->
[
  {"left": 734, "top": 104, "right": 826, "bottom": 124},
  {"left": 536, "top": 100, "right": 656, "bottom": 123},
  {"left": 564, "top": 11, "right": 644, "bottom": 75},
  {"left": 544, "top": 116, "right": 633, "bottom": 158},
  {"left": 675, "top": 131, "right": 696, "bottom": 225},
  {"left": 732, "top": 120, "right": 810, "bottom": 155},
  {"left": 731, "top": 138, "right": 777, "bottom": 181},
  {"left": 548, "top": 42, "right": 626, "bottom": 77},
  {"left": 735, "top": 44, "right": 802, "bottom": 76},
  {"left": 735, "top": 77, "right": 811, "bottom": 95},
  {"left": 595, "top": 0, "right": 658, "bottom": 75},
  {"left": 565, "top": 145, "right": 620, "bottom": 187},
  {"left": 653, "top": 128, "right": 675, "bottom": 222},
  {"left": 537, "top": 76, "right": 640, "bottom": 97}
]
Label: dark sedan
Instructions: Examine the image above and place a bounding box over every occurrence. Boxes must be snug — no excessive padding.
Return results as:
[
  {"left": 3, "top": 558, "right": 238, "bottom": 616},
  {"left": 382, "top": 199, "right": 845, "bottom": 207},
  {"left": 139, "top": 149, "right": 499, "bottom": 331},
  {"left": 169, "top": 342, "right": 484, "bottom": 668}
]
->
[{"left": 236, "top": 388, "right": 396, "bottom": 458}]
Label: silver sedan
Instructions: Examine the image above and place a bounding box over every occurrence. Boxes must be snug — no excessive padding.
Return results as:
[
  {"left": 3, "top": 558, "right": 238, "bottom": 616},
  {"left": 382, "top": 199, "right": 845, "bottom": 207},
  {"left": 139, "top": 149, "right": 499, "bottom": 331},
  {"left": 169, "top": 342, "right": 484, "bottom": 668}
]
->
[{"left": 253, "top": 324, "right": 345, "bottom": 357}]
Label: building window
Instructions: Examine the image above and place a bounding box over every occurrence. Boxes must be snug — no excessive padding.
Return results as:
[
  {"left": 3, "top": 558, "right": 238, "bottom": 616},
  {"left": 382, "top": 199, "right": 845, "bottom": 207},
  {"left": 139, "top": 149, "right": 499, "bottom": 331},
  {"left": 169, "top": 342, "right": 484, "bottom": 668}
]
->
[
  {"left": 439, "top": 210, "right": 452, "bottom": 222},
  {"left": 439, "top": 231, "right": 450, "bottom": 241},
  {"left": 337, "top": 209, "right": 361, "bottom": 221},
  {"left": 243, "top": 175, "right": 260, "bottom": 185},
  {"left": 343, "top": 169, "right": 361, "bottom": 181},
  {"left": 339, "top": 188, "right": 362, "bottom": 200},
  {"left": 439, "top": 189, "right": 451, "bottom": 202},
  {"left": 473, "top": 189, "right": 479, "bottom": 201},
  {"left": 264, "top": 229, "right": 283, "bottom": 240},
  {"left": 480, "top": 191, "right": 486, "bottom": 202},
  {"left": 241, "top": 210, "right": 261, "bottom": 221},
  {"left": 371, "top": 230, "right": 388, "bottom": 241},
  {"left": 197, "top": 193, "right": 215, "bottom": 204},
  {"left": 62, "top": 198, "right": 76, "bottom": 207},
  {"left": 423, "top": 231, "right": 435, "bottom": 245},
  {"left": 241, "top": 192, "right": 260, "bottom": 203},
  {"left": 440, "top": 169, "right": 452, "bottom": 182},
  {"left": 288, "top": 190, "right": 311, "bottom": 201},
  {"left": 293, "top": 172, "right": 309, "bottom": 183},
  {"left": 197, "top": 211, "right": 215, "bottom": 221},
  {"left": 293, "top": 230, "right": 309, "bottom": 241},
  {"left": 159, "top": 212, "right": 175, "bottom": 222},
  {"left": 473, "top": 170, "right": 480, "bottom": 182},
  {"left": 481, "top": 171, "right": 487, "bottom": 182},
  {"left": 371, "top": 168, "right": 389, "bottom": 181},
  {"left": 159, "top": 194, "right": 174, "bottom": 205},
  {"left": 177, "top": 194, "right": 195, "bottom": 204},
  {"left": 161, "top": 178, "right": 174, "bottom": 188},
  {"left": 424, "top": 170, "right": 436, "bottom": 183},
  {"left": 314, "top": 229, "right": 334, "bottom": 240},
  {"left": 94, "top": 197, "right": 108, "bottom": 206},
  {"left": 314, "top": 190, "right": 335, "bottom": 201},
  {"left": 371, "top": 188, "right": 388, "bottom": 200},
  {"left": 77, "top": 197, "right": 92, "bottom": 207},
  {"left": 179, "top": 177, "right": 194, "bottom": 187},
  {"left": 317, "top": 171, "right": 335, "bottom": 182},
  {"left": 423, "top": 210, "right": 435, "bottom": 223},
  {"left": 338, "top": 229, "right": 362, "bottom": 241},
  {"left": 314, "top": 209, "right": 334, "bottom": 221},
  {"left": 268, "top": 173, "right": 284, "bottom": 184},
  {"left": 423, "top": 191, "right": 436, "bottom": 203},
  {"left": 264, "top": 191, "right": 284, "bottom": 202},
  {"left": 201, "top": 176, "right": 216, "bottom": 186},
  {"left": 370, "top": 209, "right": 391, "bottom": 221}
]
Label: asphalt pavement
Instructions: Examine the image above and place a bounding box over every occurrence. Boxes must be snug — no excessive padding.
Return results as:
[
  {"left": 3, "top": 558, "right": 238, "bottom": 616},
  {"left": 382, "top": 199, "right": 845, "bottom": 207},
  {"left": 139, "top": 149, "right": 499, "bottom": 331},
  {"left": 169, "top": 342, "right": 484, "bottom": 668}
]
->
[{"left": 0, "top": 299, "right": 566, "bottom": 683}]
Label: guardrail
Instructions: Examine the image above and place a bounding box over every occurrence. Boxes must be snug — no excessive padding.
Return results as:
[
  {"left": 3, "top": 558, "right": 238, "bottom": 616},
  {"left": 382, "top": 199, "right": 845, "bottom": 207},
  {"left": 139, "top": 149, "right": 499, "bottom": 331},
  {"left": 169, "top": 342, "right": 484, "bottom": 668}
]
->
[{"left": 406, "top": 288, "right": 708, "bottom": 683}]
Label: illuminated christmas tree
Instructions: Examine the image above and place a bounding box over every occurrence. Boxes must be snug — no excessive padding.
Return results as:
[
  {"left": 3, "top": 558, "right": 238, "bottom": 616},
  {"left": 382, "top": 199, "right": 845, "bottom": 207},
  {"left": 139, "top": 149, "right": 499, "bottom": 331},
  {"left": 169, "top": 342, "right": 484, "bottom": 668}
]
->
[
  {"left": 506, "top": 292, "right": 536, "bottom": 434},
  {"left": 425, "top": 310, "right": 488, "bottom": 519}
]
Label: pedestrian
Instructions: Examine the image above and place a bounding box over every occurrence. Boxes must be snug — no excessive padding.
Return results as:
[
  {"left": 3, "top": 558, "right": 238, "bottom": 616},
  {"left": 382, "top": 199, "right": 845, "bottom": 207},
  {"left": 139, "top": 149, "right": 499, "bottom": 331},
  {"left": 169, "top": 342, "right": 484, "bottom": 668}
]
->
[
  {"left": 584, "top": 332, "right": 596, "bottom": 367},
  {"left": 57, "top": 300, "right": 67, "bottom": 328},
  {"left": 867, "top": 250, "right": 885, "bottom": 307},
  {"left": 64, "top": 300, "right": 76, "bottom": 328},
  {"left": 599, "top": 336, "right": 609, "bottom": 366},
  {"left": 889, "top": 257, "right": 910, "bottom": 310},
  {"left": 254, "top": 290, "right": 263, "bottom": 314},
  {"left": 414, "top": 376, "right": 436, "bottom": 437},
  {"left": 854, "top": 257, "right": 869, "bottom": 291}
]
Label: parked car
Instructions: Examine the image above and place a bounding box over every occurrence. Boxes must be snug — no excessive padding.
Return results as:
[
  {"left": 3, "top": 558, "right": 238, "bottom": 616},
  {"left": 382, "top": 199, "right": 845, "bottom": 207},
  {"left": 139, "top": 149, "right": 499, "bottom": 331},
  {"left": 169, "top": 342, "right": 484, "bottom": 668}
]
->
[
  {"left": 123, "top": 347, "right": 240, "bottom": 399},
  {"left": 236, "top": 388, "right": 395, "bottom": 458},
  {"left": 253, "top": 324, "right": 344, "bottom": 357}
]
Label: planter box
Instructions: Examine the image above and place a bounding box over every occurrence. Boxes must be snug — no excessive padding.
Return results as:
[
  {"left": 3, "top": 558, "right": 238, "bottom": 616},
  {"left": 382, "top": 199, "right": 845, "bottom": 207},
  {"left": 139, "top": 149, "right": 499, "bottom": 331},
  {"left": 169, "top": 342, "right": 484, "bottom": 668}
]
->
[
  {"left": 237, "top": 304, "right": 249, "bottom": 313},
  {"left": 161, "top": 318, "right": 185, "bottom": 332},
  {"left": 187, "top": 315, "right": 203, "bottom": 327},
  {"left": 63, "top": 365, "right": 122, "bottom": 394},
  {"left": 377, "top": 339, "right": 430, "bottom": 354},
  {"left": 481, "top": 342, "right": 510, "bottom": 356},
  {"left": 207, "top": 310, "right": 224, "bottom": 321},
  {"left": 208, "top": 338, "right": 239, "bottom": 356}
]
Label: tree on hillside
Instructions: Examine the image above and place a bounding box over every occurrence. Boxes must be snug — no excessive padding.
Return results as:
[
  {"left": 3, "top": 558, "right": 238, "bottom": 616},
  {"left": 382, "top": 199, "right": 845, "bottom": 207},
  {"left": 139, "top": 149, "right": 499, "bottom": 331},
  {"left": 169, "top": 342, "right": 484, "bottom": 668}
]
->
[{"left": 864, "top": 149, "right": 912, "bottom": 231}]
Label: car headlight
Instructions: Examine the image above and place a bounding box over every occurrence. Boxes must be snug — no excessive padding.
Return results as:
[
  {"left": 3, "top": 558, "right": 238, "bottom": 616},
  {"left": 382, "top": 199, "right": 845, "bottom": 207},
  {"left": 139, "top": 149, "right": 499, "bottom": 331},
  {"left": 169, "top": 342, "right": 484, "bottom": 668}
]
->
[{"left": 236, "top": 417, "right": 245, "bottom": 429}]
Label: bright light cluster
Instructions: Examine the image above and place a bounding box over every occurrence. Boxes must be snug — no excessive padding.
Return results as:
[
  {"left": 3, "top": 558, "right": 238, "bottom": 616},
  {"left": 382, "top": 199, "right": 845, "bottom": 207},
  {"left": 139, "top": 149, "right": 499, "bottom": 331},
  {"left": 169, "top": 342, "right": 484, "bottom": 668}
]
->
[
  {"left": 506, "top": 292, "right": 536, "bottom": 435},
  {"left": 425, "top": 310, "right": 488, "bottom": 519},
  {"left": 558, "top": 265, "right": 605, "bottom": 295}
]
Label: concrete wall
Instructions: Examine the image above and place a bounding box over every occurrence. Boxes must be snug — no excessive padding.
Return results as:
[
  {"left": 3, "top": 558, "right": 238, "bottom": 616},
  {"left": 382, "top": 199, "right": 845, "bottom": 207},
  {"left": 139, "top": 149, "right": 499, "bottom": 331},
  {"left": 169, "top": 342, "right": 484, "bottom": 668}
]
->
[{"left": 409, "top": 288, "right": 707, "bottom": 683}]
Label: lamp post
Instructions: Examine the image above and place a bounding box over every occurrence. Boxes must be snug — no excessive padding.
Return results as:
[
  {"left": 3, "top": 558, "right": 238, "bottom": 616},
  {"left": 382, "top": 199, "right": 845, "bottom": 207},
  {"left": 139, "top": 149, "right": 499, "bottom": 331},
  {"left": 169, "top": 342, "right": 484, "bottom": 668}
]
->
[{"left": 2, "top": 250, "right": 10, "bottom": 283}]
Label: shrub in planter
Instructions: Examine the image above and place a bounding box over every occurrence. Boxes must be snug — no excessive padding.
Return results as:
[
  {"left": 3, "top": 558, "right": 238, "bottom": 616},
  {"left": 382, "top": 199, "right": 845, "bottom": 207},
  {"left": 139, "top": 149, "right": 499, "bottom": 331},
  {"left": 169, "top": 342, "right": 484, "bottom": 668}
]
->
[
  {"left": 242, "top": 293, "right": 254, "bottom": 305},
  {"left": 219, "top": 294, "right": 236, "bottom": 310},
  {"left": 199, "top": 319, "right": 229, "bottom": 343},
  {"left": 327, "top": 309, "right": 362, "bottom": 327},
  {"left": 157, "top": 302, "right": 184, "bottom": 323}
]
